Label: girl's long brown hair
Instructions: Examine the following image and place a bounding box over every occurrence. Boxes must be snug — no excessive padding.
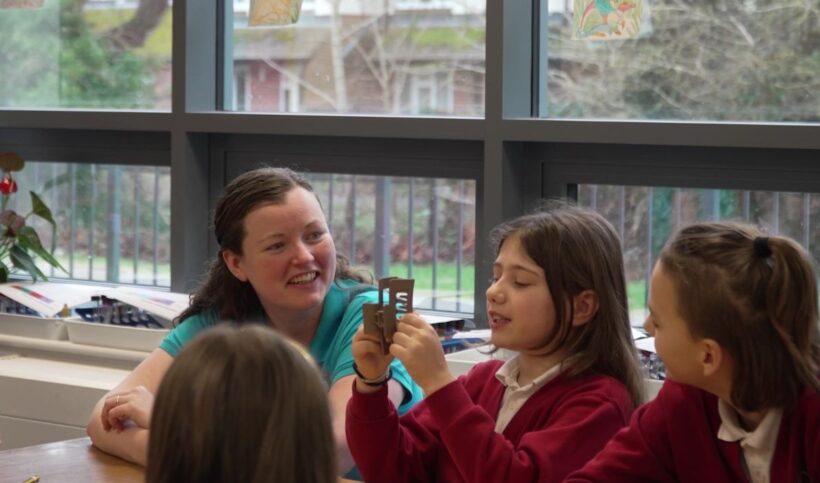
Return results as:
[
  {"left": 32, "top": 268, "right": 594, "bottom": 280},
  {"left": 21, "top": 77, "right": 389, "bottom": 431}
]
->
[
  {"left": 491, "top": 203, "right": 645, "bottom": 406},
  {"left": 660, "top": 222, "right": 820, "bottom": 411},
  {"left": 176, "top": 166, "right": 370, "bottom": 325},
  {"left": 146, "top": 325, "right": 337, "bottom": 483}
]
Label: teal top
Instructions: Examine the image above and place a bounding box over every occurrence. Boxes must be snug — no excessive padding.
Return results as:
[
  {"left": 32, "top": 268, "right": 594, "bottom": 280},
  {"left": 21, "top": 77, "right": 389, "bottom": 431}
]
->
[{"left": 159, "top": 280, "right": 423, "bottom": 415}]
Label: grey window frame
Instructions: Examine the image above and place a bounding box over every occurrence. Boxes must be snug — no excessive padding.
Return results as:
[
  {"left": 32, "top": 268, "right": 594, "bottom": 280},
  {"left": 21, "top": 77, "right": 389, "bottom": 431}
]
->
[{"left": 0, "top": 1, "right": 817, "bottom": 327}]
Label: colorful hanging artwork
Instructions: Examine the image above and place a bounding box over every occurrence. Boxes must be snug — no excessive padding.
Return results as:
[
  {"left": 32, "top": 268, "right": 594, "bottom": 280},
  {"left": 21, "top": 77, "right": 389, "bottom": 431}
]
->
[
  {"left": 572, "top": 0, "right": 643, "bottom": 40},
  {"left": 0, "top": 0, "right": 44, "bottom": 8},
  {"left": 249, "top": 0, "right": 303, "bottom": 27}
]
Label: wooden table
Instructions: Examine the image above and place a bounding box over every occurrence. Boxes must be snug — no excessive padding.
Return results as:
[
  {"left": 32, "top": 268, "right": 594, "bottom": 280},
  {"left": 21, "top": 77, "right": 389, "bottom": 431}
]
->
[
  {"left": 0, "top": 437, "right": 142, "bottom": 483},
  {"left": 0, "top": 437, "right": 361, "bottom": 482}
]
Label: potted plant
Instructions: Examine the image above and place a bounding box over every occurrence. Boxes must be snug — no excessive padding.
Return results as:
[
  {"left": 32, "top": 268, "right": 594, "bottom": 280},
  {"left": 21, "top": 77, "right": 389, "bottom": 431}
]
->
[{"left": 0, "top": 152, "right": 67, "bottom": 282}]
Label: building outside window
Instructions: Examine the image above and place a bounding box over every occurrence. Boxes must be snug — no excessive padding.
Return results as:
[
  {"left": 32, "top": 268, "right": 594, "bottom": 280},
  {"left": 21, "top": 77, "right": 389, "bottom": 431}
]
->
[{"left": 1, "top": 0, "right": 817, "bottom": 320}]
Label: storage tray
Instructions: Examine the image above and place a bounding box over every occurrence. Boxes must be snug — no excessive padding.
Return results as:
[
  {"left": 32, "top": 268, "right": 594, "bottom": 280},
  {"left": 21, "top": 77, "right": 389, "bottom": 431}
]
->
[
  {"left": 445, "top": 347, "right": 512, "bottom": 377},
  {"left": 0, "top": 313, "right": 68, "bottom": 340},
  {"left": 63, "top": 318, "right": 169, "bottom": 352}
]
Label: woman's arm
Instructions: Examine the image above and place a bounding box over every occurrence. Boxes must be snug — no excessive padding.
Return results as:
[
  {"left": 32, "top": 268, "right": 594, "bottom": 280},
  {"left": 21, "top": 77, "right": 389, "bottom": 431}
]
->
[
  {"left": 329, "top": 374, "right": 404, "bottom": 474},
  {"left": 85, "top": 348, "right": 174, "bottom": 465}
]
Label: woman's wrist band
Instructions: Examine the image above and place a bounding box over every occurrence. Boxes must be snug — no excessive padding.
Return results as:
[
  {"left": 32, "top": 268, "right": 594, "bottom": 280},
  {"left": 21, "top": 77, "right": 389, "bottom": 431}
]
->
[{"left": 353, "top": 362, "right": 392, "bottom": 387}]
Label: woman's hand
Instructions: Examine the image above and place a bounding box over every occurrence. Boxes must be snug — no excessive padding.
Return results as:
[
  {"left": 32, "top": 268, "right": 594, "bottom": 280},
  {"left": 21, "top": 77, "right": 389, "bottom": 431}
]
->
[
  {"left": 390, "top": 313, "right": 455, "bottom": 396},
  {"left": 101, "top": 385, "right": 155, "bottom": 432}
]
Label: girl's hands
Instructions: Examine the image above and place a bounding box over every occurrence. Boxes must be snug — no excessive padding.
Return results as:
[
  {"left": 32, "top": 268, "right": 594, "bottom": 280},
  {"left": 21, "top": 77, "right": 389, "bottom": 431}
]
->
[
  {"left": 390, "top": 313, "right": 455, "bottom": 396},
  {"left": 352, "top": 325, "right": 394, "bottom": 392},
  {"left": 101, "top": 385, "right": 155, "bottom": 432}
]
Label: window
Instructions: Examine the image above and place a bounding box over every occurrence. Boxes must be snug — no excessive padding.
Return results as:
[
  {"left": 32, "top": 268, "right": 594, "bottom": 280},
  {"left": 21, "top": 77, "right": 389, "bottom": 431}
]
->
[
  {"left": 233, "top": 65, "right": 253, "bottom": 111},
  {"left": 0, "top": 0, "right": 173, "bottom": 109},
  {"left": 540, "top": 0, "right": 820, "bottom": 122},
  {"left": 397, "top": 70, "right": 455, "bottom": 115},
  {"left": 577, "top": 184, "right": 820, "bottom": 325},
  {"left": 4, "top": 1, "right": 816, "bottom": 324},
  {"left": 228, "top": 0, "right": 485, "bottom": 115},
  {"left": 17, "top": 162, "right": 172, "bottom": 287},
  {"left": 305, "top": 173, "right": 475, "bottom": 314},
  {"left": 279, "top": 71, "right": 300, "bottom": 113}
]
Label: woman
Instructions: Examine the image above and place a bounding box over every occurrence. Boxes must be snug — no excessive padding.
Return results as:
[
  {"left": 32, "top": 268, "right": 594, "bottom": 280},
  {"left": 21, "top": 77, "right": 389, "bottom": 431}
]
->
[{"left": 86, "top": 167, "right": 423, "bottom": 474}]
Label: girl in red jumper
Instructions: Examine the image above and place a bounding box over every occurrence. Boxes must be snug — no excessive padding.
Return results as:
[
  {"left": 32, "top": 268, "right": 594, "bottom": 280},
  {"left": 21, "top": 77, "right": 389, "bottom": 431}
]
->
[
  {"left": 568, "top": 222, "right": 820, "bottom": 483},
  {"left": 346, "top": 205, "right": 645, "bottom": 483}
]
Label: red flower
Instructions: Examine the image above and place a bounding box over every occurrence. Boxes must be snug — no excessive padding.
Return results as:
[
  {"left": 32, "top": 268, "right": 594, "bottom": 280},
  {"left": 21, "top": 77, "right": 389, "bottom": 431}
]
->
[{"left": 0, "top": 175, "right": 17, "bottom": 195}]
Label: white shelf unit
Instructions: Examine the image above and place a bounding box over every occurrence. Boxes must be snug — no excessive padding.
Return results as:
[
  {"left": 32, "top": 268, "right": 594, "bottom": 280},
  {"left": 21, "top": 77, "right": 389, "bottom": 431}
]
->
[{"left": 0, "top": 337, "right": 145, "bottom": 450}]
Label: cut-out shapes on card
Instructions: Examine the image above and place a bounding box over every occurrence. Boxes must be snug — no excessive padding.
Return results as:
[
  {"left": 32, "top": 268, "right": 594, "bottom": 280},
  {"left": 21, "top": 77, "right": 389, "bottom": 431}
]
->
[
  {"left": 572, "top": 0, "right": 644, "bottom": 41},
  {"left": 362, "top": 277, "right": 414, "bottom": 355},
  {"left": 249, "top": 0, "right": 303, "bottom": 27}
]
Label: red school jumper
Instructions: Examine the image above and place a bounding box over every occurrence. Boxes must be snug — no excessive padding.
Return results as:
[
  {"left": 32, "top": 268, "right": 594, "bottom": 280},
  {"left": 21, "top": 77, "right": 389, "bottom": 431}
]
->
[
  {"left": 566, "top": 380, "right": 820, "bottom": 483},
  {"left": 346, "top": 360, "right": 634, "bottom": 483}
]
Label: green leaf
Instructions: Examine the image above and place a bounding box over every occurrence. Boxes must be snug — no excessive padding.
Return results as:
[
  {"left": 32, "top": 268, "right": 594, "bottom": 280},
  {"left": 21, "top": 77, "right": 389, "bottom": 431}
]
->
[
  {"left": 16, "top": 226, "right": 68, "bottom": 274},
  {"left": 10, "top": 245, "right": 48, "bottom": 282},
  {"left": 15, "top": 226, "right": 43, "bottom": 250},
  {"left": 29, "top": 191, "right": 56, "bottom": 226},
  {"left": 0, "top": 262, "right": 7, "bottom": 283},
  {"left": 42, "top": 171, "right": 71, "bottom": 192}
]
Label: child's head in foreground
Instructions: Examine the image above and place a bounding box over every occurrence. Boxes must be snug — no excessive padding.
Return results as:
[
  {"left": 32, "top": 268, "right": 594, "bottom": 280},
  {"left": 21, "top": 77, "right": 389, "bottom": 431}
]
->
[{"left": 146, "top": 324, "right": 336, "bottom": 483}]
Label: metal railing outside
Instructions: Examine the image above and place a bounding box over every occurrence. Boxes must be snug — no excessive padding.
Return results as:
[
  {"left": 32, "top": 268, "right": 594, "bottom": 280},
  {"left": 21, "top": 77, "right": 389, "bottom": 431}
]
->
[
  {"left": 14, "top": 164, "right": 477, "bottom": 314},
  {"left": 16, "top": 161, "right": 172, "bottom": 287},
  {"left": 578, "top": 185, "right": 820, "bottom": 325},
  {"left": 307, "top": 173, "right": 476, "bottom": 316}
]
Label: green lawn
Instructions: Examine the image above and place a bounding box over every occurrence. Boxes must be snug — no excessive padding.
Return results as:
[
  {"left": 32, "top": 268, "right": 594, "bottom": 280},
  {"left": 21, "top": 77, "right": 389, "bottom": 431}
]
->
[
  {"left": 34, "top": 253, "right": 171, "bottom": 286},
  {"left": 36, "top": 256, "right": 477, "bottom": 293},
  {"left": 32, "top": 253, "right": 648, "bottom": 314},
  {"left": 387, "top": 263, "right": 474, "bottom": 294},
  {"left": 627, "top": 280, "right": 647, "bottom": 312}
]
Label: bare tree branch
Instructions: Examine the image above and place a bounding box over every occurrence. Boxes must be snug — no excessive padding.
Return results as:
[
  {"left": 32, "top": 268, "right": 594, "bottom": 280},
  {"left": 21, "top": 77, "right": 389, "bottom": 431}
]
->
[{"left": 102, "top": 0, "right": 167, "bottom": 52}]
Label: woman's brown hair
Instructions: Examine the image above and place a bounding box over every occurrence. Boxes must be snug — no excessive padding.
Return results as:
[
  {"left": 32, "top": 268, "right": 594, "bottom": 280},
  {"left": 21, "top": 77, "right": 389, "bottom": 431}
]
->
[
  {"left": 176, "top": 166, "right": 370, "bottom": 325},
  {"left": 659, "top": 221, "right": 820, "bottom": 411},
  {"left": 490, "top": 203, "right": 645, "bottom": 406},
  {"left": 146, "top": 325, "right": 337, "bottom": 483}
]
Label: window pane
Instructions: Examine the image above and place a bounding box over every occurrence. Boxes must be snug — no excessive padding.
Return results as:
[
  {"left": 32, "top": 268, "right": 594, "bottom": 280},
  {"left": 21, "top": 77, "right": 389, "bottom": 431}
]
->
[
  {"left": 577, "top": 185, "right": 820, "bottom": 326},
  {"left": 0, "top": 0, "right": 172, "bottom": 109},
  {"left": 542, "top": 1, "right": 820, "bottom": 122},
  {"left": 229, "top": 0, "right": 485, "bottom": 116},
  {"left": 11, "top": 162, "right": 171, "bottom": 286},
  {"left": 305, "top": 173, "right": 476, "bottom": 315}
]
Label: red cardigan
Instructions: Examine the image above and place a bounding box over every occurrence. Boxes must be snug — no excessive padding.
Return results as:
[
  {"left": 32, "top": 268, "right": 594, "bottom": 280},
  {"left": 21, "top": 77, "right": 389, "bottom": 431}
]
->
[
  {"left": 346, "top": 360, "right": 634, "bottom": 483},
  {"left": 566, "top": 380, "right": 820, "bottom": 483}
]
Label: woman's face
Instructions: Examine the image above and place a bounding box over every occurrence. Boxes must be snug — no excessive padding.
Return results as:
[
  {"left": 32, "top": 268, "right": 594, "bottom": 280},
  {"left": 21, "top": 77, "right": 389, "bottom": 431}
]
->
[{"left": 223, "top": 187, "right": 337, "bottom": 322}]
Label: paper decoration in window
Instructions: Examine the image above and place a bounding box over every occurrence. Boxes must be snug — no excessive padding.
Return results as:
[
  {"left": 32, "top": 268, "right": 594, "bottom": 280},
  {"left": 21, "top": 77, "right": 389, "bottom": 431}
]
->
[
  {"left": 572, "top": 0, "right": 643, "bottom": 40},
  {"left": 249, "top": 0, "right": 303, "bottom": 27},
  {"left": 0, "top": 0, "right": 44, "bottom": 8}
]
